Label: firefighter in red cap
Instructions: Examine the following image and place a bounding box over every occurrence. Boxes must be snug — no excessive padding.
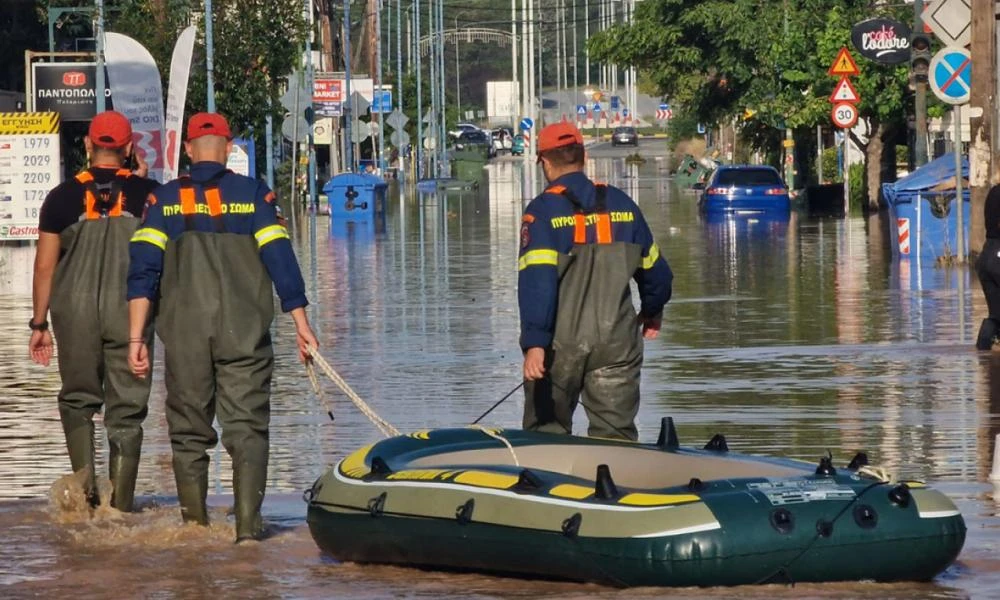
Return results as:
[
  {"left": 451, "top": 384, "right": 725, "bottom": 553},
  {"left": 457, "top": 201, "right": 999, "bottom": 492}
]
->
[
  {"left": 28, "top": 110, "right": 158, "bottom": 511},
  {"left": 126, "top": 112, "right": 319, "bottom": 542},
  {"left": 518, "top": 122, "right": 672, "bottom": 440}
]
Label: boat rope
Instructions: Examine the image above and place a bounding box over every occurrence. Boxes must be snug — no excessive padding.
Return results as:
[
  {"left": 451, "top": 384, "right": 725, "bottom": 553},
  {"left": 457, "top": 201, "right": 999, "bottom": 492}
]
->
[
  {"left": 305, "top": 346, "right": 401, "bottom": 438},
  {"left": 857, "top": 464, "right": 895, "bottom": 483},
  {"left": 753, "top": 479, "right": 886, "bottom": 586},
  {"left": 468, "top": 425, "right": 520, "bottom": 467}
]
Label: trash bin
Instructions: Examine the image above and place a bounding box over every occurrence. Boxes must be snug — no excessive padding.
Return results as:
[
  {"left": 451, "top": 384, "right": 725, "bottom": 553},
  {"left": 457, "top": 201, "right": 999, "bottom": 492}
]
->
[
  {"left": 323, "top": 173, "right": 387, "bottom": 227},
  {"left": 674, "top": 154, "right": 713, "bottom": 189},
  {"left": 882, "top": 154, "right": 970, "bottom": 261}
]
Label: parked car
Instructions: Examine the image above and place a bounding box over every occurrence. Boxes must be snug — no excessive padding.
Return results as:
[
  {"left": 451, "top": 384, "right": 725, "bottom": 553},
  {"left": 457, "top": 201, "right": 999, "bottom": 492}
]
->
[
  {"left": 448, "top": 123, "right": 482, "bottom": 139},
  {"left": 452, "top": 129, "right": 495, "bottom": 159},
  {"left": 491, "top": 127, "right": 514, "bottom": 154},
  {"left": 699, "top": 165, "right": 790, "bottom": 215},
  {"left": 511, "top": 133, "right": 525, "bottom": 156},
  {"left": 611, "top": 126, "right": 639, "bottom": 147}
]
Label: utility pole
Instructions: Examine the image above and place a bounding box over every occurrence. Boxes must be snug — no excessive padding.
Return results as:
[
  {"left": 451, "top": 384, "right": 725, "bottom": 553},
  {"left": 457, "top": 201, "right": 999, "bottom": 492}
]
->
[
  {"left": 572, "top": 0, "right": 578, "bottom": 106},
  {"left": 969, "top": 0, "right": 996, "bottom": 258},
  {"left": 782, "top": 0, "right": 795, "bottom": 190},
  {"left": 415, "top": 0, "right": 423, "bottom": 179},
  {"left": 914, "top": 0, "right": 929, "bottom": 167},
  {"left": 584, "top": 0, "right": 590, "bottom": 88},
  {"left": 343, "top": 0, "right": 354, "bottom": 172},
  {"left": 376, "top": 0, "right": 385, "bottom": 176},
  {"left": 95, "top": 0, "right": 106, "bottom": 112},
  {"left": 512, "top": 0, "right": 518, "bottom": 118}
]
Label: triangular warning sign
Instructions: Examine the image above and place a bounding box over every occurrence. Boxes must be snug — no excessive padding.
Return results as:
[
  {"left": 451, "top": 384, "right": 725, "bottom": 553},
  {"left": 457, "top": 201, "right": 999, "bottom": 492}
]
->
[
  {"left": 829, "top": 77, "right": 860, "bottom": 104},
  {"left": 828, "top": 47, "right": 860, "bottom": 77}
]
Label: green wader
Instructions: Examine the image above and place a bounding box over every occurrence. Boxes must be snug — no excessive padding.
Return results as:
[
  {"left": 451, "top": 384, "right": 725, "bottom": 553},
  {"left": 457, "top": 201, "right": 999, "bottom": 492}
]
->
[
  {"left": 49, "top": 216, "right": 154, "bottom": 511},
  {"left": 523, "top": 242, "right": 645, "bottom": 440},
  {"left": 156, "top": 231, "right": 274, "bottom": 541}
]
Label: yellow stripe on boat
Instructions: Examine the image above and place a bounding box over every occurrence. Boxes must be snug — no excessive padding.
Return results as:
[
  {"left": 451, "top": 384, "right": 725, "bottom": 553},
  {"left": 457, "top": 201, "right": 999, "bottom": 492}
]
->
[
  {"left": 901, "top": 481, "right": 926, "bottom": 488},
  {"left": 339, "top": 443, "right": 375, "bottom": 478},
  {"left": 408, "top": 430, "right": 431, "bottom": 440},
  {"left": 453, "top": 471, "right": 519, "bottom": 489},
  {"left": 618, "top": 493, "right": 701, "bottom": 506},
  {"left": 386, "top": 469, "right": 450, "bottom": 481},
  {"left": 549, "top": 484, "right": 594, "bottom": 500}
]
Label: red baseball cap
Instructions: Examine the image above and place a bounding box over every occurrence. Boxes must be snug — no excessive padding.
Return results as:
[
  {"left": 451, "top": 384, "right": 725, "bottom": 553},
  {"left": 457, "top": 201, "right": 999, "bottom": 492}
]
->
[
  {"left": 88, "top": 110, "right": 133, "bottom": 149},
  {"left": 537, "top": 122, "right": 584, "bottom": 154},
  {"left": 187, "top": 112, "right": 233, "bottom": 141}
]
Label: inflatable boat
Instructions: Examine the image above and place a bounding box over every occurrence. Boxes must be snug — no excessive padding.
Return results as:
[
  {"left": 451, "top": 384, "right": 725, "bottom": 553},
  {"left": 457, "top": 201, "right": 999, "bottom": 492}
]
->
[{"left": 305, "top": 419, "right": 966, "bottom": 587}]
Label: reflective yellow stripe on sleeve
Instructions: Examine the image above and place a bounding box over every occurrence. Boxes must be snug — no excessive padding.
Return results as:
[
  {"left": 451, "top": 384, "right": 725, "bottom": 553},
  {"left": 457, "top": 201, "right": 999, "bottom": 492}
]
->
[
  {"left": 518, "top": 249, "right": 559, "bottom": 271},
  {"left": 643, "top": 243, "right": 660, "bottom": 270},
  {"left": 254, "top": 224, "right": 290, "bottom": 248},
  {"left": 130, "top": 227, "right": 168, "bottom": 250}
]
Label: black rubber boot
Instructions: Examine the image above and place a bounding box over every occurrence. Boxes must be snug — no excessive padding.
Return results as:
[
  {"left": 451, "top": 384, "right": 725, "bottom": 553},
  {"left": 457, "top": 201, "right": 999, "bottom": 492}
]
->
[
  {"left": 108, "top": 442, "right": 141, "bottom": 512},
  {"left": 175, "top": 473, "right": 210, "bottom": 526},
  {"left": 61, "top": 412, "right": 98, "bottom": 507},
  {"left": 233, "top": 462, "right": 266, "bottom": 543},
  {"left": 977, "top": 318, "right": 999, "bottom": 350}
]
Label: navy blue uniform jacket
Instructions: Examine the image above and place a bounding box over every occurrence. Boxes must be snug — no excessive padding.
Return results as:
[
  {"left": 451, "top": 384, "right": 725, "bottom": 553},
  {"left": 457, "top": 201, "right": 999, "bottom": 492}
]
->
[
  {"left": 127, "top": 162, "right": 308, "bottom": 312},
  {"left": 518, "top": 171, "right": 672, "bottom": 350}
]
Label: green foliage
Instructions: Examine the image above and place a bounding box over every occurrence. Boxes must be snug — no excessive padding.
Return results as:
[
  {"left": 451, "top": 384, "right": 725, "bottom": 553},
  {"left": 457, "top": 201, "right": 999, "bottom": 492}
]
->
[
  {"left": 848, "top": 161, "right": 865, "bottom": 211},
  {"left": 588, "top": 0, "right": 911, "bottom": 154},
  {"left": 822, "top": 147, "right": 841, "bottom": 183}
]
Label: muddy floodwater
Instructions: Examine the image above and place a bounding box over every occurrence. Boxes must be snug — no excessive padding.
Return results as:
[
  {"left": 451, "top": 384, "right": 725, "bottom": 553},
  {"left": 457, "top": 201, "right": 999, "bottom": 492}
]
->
[{"left": 1, "top": 154, "right": 998, "bottom": 599}]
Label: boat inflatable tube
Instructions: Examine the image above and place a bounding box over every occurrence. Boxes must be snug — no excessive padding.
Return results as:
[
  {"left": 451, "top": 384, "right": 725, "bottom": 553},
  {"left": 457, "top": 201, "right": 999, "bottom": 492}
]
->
[{"left": 305, "top": 425, "right": 966, "bottom": 587}]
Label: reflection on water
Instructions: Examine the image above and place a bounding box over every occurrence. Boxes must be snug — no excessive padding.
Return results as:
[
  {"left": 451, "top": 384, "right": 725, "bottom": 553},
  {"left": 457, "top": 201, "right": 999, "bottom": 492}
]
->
[{"left": 0, "top": 157, "right": 998, "bottom": 598}]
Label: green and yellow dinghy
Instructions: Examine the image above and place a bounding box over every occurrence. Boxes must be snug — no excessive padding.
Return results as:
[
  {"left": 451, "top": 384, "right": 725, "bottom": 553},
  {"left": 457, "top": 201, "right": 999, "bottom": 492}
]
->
[{"left": 304, "top": 420, "right": 965, "bottom": 587}]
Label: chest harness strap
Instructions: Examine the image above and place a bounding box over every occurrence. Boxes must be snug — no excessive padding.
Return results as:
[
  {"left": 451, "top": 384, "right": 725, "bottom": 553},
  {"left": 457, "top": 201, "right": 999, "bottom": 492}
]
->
[
  {"left": 545, "top": 183, "right": 612, "bottom": 244},
  {"left": 76, "top": 169, "right": 131, "bottom": 219},
  {"left": 177, "top": 171, "right": 230, "bottom": 233}
]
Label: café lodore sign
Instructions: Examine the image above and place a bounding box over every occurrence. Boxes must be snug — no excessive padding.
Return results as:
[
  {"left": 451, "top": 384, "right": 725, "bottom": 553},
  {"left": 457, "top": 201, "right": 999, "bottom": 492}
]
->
[{"left": 851, "top": 18, "right": 911, "bottom": 65}]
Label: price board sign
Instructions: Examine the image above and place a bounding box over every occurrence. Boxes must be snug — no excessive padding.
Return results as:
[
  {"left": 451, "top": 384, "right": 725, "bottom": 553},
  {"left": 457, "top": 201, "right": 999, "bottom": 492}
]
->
[{"left": 0, "top": 112, "right": 61, "bottom": 240}]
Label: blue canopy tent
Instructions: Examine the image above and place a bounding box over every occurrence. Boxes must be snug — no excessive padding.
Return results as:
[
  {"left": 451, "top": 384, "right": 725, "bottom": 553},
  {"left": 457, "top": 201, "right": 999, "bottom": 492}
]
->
[{"left": 882, "top": 154, "right": 969, "bottom": 261}]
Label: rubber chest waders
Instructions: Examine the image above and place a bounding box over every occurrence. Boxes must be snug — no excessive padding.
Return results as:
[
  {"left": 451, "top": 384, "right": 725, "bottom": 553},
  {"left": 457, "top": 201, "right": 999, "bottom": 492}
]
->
[
  {"left": 49, "top": 169, "right": 153, "bottom": 511},
  {"left": 156, "top": 176, "right": 274, "bottom": 540},
  {"left": 523, "top": 184, "right": 645, "bottom": 440}
]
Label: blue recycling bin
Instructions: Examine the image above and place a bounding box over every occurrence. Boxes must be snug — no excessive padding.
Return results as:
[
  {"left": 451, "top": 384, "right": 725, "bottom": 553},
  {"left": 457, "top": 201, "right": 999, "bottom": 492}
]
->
[{"left": 323, "top": 173, "right": 387, "bottom": 228}]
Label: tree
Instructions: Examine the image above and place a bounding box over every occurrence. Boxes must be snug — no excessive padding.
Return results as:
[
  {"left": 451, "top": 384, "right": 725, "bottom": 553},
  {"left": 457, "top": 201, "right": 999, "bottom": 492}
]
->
[{"left": 588, "top": 0, "right": 913, "bottom": 208}]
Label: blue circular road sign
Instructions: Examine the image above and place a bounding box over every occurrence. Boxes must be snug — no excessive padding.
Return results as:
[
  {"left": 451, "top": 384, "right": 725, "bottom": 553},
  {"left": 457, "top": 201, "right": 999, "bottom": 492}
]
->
[
  {"left": 520, "top": 116, "right": 534, "bottom": 131},
  {"left": 929, "top": 47, "right": 971, "bottom": 105}
]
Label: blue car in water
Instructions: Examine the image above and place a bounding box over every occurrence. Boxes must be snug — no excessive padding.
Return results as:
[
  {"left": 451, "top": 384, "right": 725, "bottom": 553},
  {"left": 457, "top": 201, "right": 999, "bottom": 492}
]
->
[{"left": 699, "top": 165, "right": 790, "bottom": 215}]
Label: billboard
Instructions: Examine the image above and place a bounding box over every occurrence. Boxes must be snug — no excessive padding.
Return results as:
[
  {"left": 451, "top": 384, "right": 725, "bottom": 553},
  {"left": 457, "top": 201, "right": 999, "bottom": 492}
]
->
[
  {"left": 31, "top": 62, "right": 113, "bottom": 122},
  {"left": 0, "top": 112, "right": 62, "bottom": 241}
]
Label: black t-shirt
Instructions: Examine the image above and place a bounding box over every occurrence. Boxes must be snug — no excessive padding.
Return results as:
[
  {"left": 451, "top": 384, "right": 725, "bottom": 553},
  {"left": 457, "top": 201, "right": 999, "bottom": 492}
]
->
[
  {"left": 38, "top": 168, "right": 159, "bottom": 235},
  {"left": 987, "top": 184, "right": 1000, "bottom": 240}
]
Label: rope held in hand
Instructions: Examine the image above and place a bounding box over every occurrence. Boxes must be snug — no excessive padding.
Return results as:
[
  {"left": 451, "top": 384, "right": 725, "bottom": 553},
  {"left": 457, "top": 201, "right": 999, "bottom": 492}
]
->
[{"left": 305, "top": 346, "right": 400, "bottom": 438}]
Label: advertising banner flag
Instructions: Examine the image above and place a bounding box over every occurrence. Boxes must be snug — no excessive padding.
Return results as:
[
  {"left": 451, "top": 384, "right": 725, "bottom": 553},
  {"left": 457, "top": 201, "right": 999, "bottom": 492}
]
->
[{"left": 104, "top": 32, "right": 166, "bottom": 182}]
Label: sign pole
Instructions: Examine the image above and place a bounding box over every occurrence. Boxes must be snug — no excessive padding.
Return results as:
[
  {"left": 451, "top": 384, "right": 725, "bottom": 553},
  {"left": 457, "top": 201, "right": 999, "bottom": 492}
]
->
[{"left": 954, "top": 104, "right": 964, "bottom": 262}]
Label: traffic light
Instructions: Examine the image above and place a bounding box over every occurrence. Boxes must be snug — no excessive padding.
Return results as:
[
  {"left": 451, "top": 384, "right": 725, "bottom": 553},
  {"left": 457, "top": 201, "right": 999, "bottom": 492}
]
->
[{"left": 910, "top": 33, "right": 931, "bottom": 83}]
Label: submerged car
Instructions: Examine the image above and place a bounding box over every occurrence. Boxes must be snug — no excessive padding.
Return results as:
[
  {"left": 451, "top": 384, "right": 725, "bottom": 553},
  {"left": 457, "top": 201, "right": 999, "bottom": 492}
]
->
[
  {"left": 611, "top": 126, "right": 639, "bottom": 147},
  {"left": 700, "top": 165, "right": 790, "bottom": 215}
]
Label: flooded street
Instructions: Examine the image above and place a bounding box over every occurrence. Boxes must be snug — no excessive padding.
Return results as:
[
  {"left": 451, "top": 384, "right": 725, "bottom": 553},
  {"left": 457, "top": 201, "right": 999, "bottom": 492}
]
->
[{"left": 1, "top": 152, "right": 999, "bottom": 599}]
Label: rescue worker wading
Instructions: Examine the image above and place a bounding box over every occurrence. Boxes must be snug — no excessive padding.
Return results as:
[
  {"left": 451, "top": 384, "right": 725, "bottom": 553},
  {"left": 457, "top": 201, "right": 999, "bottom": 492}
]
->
[
  {"left": 976, "top": 184, "right": 1000, "bottom": 349},
  {"left": 28, "top": 110, "right": 158, "bottom": 511},
  {"left": 518, "top": 123, "right": 673, "bottom": 440},
  {"left": 125, "top": 112, "right": 319, "bottom": 542}
]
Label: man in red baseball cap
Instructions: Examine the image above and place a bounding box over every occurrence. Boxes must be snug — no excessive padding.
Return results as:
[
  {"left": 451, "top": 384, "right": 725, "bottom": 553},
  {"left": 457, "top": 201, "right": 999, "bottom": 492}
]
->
[
  {"left": 186, "top": 111, "right": 233, "bottom": 141},
  {"left": 517, "top": 121, "right": 672, "bottom": 441},
  {"left": 29, "top": 110, "right": 160, "bottom": 512},
  {"left": 128, "top": 111, "right": 317, "bottom": 542},
  {"left": 535, "top": 121, "right": 584, "bottom": 157}
]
